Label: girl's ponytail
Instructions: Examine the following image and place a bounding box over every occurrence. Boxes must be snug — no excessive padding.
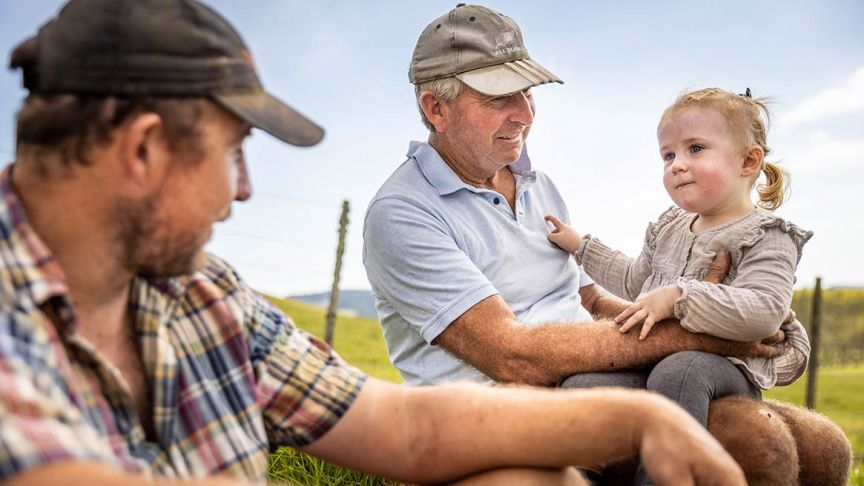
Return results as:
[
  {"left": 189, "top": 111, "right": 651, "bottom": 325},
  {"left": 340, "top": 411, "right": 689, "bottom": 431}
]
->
[{"left": 757, "top": 161, "right": 787, "bottom": 211}]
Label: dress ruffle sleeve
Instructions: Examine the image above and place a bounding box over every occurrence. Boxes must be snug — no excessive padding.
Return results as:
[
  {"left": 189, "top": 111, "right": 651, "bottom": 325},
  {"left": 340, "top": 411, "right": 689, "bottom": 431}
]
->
[{"left": 577, "top": 207, "right": 685, "bottom": 301}]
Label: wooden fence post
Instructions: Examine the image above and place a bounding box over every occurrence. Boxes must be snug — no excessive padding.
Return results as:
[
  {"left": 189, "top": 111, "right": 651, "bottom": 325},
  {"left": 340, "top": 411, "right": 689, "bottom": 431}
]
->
[
  {"left": 805, "top": 276, "right": 822, "bottom": 409},
  {"left": 325, "top": 200, "right": 350, "bottom": 346}
]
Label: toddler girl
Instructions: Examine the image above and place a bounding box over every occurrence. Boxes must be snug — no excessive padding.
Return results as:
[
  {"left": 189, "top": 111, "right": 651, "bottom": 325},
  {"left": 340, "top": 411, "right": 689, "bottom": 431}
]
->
[{"left": 546, "top": 87, "right": 812, "bottom": 431}]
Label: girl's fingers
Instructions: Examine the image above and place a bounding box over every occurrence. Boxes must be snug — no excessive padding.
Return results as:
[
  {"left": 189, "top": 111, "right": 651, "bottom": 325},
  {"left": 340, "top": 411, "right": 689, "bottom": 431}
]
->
[
  {"left": 621, "top": 309, "right": 647, "bottom": 332},
  {"left": 615, "top": 305, "right": 638, "bottom": 323},
  {"left": 639, "top": 317, "right": 656, "bottom": 340},
  {"left": 544, "top": 214, "right": 562, "bottom": 230}
]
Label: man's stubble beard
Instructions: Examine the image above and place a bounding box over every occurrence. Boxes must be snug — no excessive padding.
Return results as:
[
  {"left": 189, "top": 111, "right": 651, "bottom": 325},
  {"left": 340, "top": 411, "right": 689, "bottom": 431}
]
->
[{"left": 113, "top": 193, "right": 207, "bottom": 279}]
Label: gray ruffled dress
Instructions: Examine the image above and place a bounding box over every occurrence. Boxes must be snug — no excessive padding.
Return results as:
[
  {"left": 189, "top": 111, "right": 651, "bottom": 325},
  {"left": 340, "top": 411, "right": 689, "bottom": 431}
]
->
[{"left": 576, "top": 206, "right": 813, "bottom": 389}]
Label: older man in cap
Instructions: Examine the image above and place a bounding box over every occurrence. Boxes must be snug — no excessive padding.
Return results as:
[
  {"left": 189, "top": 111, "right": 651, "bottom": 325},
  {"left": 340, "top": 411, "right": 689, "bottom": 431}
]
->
[
  {"left": 363, "top": 3, "right": 851, "bottom": 485},
  {"left": 0, "top": 0, "right": 762, "bottom": 485}
]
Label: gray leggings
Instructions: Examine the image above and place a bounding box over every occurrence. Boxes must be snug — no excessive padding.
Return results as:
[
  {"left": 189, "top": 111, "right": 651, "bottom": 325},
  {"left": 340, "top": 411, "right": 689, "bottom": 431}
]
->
[
  {"left": 561, "top": 351, "right": 761, "bottom": 426},
  {"left": 562, "top": 352, "right": 761, "bottom": 486}
]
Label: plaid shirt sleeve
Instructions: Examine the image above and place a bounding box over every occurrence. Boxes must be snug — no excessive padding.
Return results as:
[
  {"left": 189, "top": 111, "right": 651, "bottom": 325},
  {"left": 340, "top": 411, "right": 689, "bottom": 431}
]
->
[
  {"left": 234, "top": 277, "right": 367, "bottom": 448},
  {"left": 0, "top": 313, "right": 125, "bottom": 480}
]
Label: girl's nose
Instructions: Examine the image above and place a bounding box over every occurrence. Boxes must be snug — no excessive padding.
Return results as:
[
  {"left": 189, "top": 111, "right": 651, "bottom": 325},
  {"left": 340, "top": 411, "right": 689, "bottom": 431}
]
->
[{"left": 670, "top": 158, "right": 688, "bottom": 174}]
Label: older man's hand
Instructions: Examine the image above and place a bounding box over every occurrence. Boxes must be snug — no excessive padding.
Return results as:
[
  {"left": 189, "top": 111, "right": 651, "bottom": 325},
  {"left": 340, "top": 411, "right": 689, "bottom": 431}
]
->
[{"left": 696, "top": 248, "right": 788, "bottom": 358}]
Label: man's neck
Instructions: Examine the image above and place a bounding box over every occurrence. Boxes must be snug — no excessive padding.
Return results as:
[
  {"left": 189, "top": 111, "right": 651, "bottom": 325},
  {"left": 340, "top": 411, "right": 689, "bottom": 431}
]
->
[
  {"left": 428, "top": 134, "right": 516, "bottom": 202},
  {"left": 12, "top": 157, "right": 134, "bottom": 338}
]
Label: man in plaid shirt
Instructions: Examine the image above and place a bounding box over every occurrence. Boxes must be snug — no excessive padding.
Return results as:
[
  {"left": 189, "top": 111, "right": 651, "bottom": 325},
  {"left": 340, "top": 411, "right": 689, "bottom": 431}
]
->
[{"left": 0, "top": 1, "right": 818, "bottom": 485}]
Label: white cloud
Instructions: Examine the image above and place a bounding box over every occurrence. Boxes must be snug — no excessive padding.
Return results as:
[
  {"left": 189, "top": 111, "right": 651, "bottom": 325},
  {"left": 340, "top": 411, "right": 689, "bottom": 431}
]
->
[
  {"left": 780, "top": 131, "right": 864, "bottom": 173},
  {"left": 779, "top": 67, "right": 864, "bottom": 127}
]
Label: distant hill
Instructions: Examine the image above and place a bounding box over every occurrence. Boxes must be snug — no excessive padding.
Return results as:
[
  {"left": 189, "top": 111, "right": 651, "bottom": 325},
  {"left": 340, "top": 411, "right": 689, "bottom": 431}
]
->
[{"left": 288, "top": 289, "right": 377, "bottom": 318}]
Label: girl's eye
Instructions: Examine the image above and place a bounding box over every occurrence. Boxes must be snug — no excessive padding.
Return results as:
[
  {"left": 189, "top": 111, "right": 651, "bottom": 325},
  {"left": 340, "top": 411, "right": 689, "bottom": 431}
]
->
[
  {"left": 662, "top": 152, "right": 675, "bottom": 163},
  {"left": 689, "top": 144, "right": 704, "bottom": 153}
]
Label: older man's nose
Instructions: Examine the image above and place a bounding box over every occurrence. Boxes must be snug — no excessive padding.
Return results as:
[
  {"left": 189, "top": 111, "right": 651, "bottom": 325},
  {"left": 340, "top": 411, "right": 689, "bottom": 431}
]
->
[{"left": 511, "top": 91, "right": 534, "bottom": 127}]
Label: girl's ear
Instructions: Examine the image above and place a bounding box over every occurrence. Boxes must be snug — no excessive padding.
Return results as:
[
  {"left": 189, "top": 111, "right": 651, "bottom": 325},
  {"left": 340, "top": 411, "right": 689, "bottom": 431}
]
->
[{"left": 740, "top": 145, "right": 764, "bottom": 177}]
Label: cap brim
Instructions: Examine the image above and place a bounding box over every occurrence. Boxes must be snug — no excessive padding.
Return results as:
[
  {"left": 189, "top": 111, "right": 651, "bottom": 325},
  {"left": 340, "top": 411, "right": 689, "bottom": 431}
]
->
[
  {"left": 213, "top": 90, "right": 324, "bottom": 147},
  {"left": 455, "top": 58, "right": 563, "bottom": 97}
]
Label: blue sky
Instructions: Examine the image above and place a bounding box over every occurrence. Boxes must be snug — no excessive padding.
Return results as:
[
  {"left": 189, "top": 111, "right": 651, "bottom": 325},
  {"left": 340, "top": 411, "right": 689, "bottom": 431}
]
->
[{"left": 1, "top": 1, "right": 862, "bottom": 296}]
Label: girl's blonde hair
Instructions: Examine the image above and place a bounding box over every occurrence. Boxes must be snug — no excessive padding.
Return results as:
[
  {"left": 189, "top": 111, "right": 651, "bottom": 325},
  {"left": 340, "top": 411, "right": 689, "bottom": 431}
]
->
[{"left": 659, "top": 88, "right": 787, "bottom": 211}]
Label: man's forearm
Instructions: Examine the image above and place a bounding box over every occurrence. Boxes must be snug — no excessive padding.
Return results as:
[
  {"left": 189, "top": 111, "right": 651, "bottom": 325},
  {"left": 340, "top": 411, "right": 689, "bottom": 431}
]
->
[
  {"left": 587, "top": 291, "right": 629, "bottom": 319},
  {"left": 304, "top": 379, "right": 743, "bottom": 485},
  {"left": 504, "top": 317, "right": 782, "bottom": 385}
]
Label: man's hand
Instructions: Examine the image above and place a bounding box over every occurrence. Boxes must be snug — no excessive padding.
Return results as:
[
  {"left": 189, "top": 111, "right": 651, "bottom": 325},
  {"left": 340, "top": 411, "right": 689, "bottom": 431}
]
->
[
  {"left": 703, "top": 248, "right": 731, "bottom": 284},
  {"left": 616, "top": 284, "right": 682, "bottom": 340},
  {"left": 640, "top": 395, "right": 747, "bottom": 486},
  {"left": 545, "top": 214, "right": 582, "bottom": 254}
]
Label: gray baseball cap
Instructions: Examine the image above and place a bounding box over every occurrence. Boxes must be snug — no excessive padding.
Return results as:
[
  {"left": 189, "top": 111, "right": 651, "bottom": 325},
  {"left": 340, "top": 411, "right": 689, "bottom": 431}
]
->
[{"left": 409, "top": 3, "right": 562, "bottom": 96}]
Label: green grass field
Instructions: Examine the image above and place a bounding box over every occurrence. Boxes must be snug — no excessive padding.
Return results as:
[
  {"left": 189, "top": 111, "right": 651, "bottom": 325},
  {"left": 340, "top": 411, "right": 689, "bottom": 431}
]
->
[{"left": 266, "top": 296, "right": 862, "bottom": 485}]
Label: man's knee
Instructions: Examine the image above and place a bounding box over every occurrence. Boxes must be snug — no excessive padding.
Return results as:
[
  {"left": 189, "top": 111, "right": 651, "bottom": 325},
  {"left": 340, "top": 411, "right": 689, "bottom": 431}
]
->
[
  {"left": 708, "top": 396, "right": 799, "bottom": 486},
  {"left": 764, "top": 399, "right": 852, "bottom": 486}
]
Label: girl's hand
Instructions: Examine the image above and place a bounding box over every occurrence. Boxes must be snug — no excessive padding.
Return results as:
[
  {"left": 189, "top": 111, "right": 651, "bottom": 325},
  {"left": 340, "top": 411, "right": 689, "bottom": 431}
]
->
[
  {"left": 616, "top": 284, "right": 683, "bottom": 340},
  {"left": 545, "top": 214, "right": 582, "bottom": 254}
]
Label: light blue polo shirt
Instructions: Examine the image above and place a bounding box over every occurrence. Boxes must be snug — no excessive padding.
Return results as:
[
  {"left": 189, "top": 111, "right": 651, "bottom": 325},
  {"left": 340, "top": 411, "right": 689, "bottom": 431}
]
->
[{"left": 362, "top": 141, "right": 593, "bottom": 385}]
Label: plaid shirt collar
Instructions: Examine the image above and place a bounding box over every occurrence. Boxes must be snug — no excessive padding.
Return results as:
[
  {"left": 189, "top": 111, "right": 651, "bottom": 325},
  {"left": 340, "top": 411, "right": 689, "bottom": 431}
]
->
[{"left": 0, "top": 165, "right": 68, "bottom": 302}]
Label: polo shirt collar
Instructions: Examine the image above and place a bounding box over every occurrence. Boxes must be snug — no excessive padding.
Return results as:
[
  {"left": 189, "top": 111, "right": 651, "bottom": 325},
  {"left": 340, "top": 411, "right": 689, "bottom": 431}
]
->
[{"left": 408, "top": 141, "right": 535, "bottom": 196}]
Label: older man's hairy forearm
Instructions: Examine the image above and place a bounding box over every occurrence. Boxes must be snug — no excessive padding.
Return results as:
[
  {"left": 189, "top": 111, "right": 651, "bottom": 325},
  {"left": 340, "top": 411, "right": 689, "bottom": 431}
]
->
[{"left": 437, "top": 292, "right": 784, "bottom": 386}]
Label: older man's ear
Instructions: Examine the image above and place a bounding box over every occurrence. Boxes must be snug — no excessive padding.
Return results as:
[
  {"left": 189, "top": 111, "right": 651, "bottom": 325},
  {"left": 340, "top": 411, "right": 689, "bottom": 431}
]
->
[{"left": 419, "top": 91, "right": 448, "bottom": 133}]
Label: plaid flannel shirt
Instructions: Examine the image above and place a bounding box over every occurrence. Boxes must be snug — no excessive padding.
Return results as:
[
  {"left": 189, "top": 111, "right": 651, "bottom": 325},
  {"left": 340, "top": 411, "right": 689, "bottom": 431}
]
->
[{"left": 0, "top": 165, "right": 367, "bottom": 481}]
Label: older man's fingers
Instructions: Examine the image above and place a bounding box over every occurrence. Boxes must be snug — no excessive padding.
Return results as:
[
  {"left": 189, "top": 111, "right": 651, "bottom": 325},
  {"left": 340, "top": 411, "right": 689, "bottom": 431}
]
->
[
  {"left": 703, "top": 249, "right": 731, "bottom": 284},
  {"left": 761, "top": 329, "right": 786, "bottom": 345}
]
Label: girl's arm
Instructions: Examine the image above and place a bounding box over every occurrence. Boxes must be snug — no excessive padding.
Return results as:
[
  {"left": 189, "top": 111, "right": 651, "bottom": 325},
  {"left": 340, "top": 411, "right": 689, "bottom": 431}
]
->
[
  {"left": 574, "top": 207, "right": 683, "bottom": 302},
  {"left": 676, "top": 229, "right": 801, "bottom": 341},
  {"left": 577, "top": 235, "right": 654, "bottom": 301}
]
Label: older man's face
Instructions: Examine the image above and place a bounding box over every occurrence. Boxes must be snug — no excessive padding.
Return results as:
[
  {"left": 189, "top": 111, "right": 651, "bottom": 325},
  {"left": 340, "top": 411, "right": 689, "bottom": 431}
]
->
[{"left": 441, "top": 85, "right": 535, "bottom": 174}]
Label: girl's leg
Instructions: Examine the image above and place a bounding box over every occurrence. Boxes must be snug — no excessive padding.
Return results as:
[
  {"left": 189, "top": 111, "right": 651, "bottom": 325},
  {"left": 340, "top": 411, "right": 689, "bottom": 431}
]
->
[
  {"left": 646, "top": 351, "right": 761, "bottom": 426},
  {"left": 634, "top": 352, "right": 760, "bottom": 486},
  {"left": 560, "top": 371, "right": 648, "bottom": 390}
]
